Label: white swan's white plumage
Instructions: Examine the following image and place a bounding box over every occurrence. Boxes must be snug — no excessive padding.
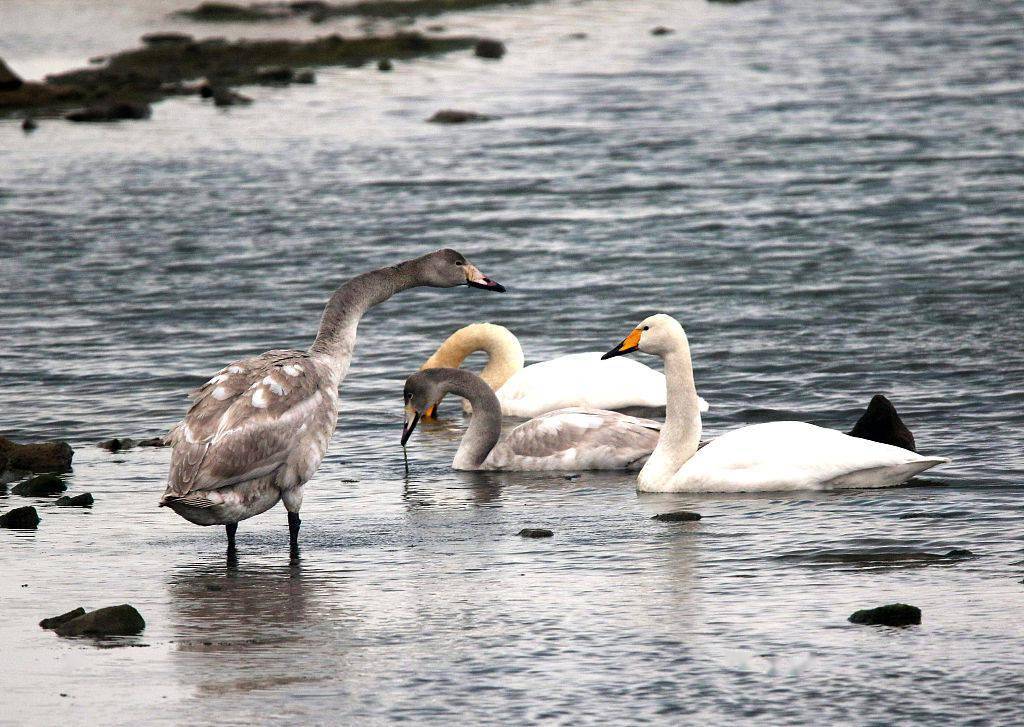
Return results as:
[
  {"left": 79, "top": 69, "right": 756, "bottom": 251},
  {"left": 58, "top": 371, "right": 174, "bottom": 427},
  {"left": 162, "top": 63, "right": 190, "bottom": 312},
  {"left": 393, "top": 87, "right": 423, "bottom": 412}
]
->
[
  {"left": 422, "top": 323, "right": 709, "bottom": 418},
  {"left": 648, "top": 421, "right": 948, "bottom": 493},
  {"left": 603, "top": 314, "right": 948, "bottom": 493},
  {"left": 496, "top": 352, "right": 709, "bottom": 418}
]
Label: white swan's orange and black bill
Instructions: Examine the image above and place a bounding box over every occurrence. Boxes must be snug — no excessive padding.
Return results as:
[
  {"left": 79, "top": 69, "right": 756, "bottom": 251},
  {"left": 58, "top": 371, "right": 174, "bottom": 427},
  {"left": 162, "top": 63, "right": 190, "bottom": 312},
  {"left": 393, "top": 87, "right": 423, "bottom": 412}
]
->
[
  {"left": 602, "top": 328, "right": 642, "bottom": 359},
  {"left": 401, "top": 409, "right": 422, "bottom": 446},
  {"left": 464, "top": 263, "right": 506, "bottom": 292}
]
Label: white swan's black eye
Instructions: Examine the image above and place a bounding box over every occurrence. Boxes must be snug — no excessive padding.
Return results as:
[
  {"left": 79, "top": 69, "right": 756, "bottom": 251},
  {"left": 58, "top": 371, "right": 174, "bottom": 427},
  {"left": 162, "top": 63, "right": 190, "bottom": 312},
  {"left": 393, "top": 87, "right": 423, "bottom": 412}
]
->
[{"left": 642, "top": 326, "right": 650, "bottom": 331}]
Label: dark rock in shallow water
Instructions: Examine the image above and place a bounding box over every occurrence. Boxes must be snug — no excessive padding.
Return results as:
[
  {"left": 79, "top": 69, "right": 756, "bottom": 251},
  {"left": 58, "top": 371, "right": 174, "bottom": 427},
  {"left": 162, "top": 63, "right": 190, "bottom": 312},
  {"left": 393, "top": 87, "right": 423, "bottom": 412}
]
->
[
  {"left": 21, "top": 117, "right": 37, "bottom": 132},
  {"left": 99, "top": 437, "right": 136, "bottom": 452},
  {"left": 474, "top": 38, "right": 506, "bottom": 59},
  {"left": 0, "top": 436, "right": 73, "bottom": 473},
  {"left": 427, "top": 109, "right": 495, "bottom": 124},
  {"left": 66, "top": 101, "right": 152, "bottom": 122},
  {"left": 899, "top": 510, "right": 970, "bottom": 520},
  {"left": 55, "top": 493, "right": 94, "bottom": 507},
  {"left": 12, "top": 473, "right": 67, "bottom": 496},
  {"left": 142, "top": 32, "right": 194, "bottom": 46},
  {"left": 294, "top": 69, "right": 316, "bottom": 84},
  {"left": 945, "top": 548, "right": 975, "bottom": 559},
  {"left": 40, "top": 607, "right": 87, "bottom": 629},
  {"left": 377, "top": 58, "right": 393, "bottom": 71},
  {"left": 54, "top": 604, "right": 146, "bottom": 637},
  {"left": 0, "top": 506, "right": 40, "bottom": 529},
  {"left": 848, "top": 394, "right": 916, "bottom": 452},
  {"left": 0, "top": 58, "right": 24, "bottom": 91},
  {"left": 650, "top": 26, "right": 674, "bottom": 35},
  {"left": 138, "top": 436, "right": 168, "bottom": 447},
  {"left": 652, "top": 511, "right": 702, "bottom": 522},
  {"left": 518, "top": 528, "right": 553, "bottom": 538},
  {"left": 848, "top": 603, "right": 921, "bottom": 626}
]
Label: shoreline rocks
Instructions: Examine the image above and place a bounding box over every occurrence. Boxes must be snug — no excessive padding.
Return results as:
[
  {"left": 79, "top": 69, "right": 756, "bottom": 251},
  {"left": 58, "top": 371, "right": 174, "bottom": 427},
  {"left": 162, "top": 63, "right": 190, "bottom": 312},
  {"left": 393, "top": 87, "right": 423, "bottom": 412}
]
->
[
  {"left": 2, "top": 33, "right": 478, "bottom": 119},
  {"left": 12, "top": 473, "right": 67, "bottom": 497},
  {"left": 0, "top": 506, "right": 40, "bottom": 529},
  {"left": 55, "top": 493, "right": 94, "bottom": 507},
  {"left": 0, "top": 436, "right": 74, "bottom": 473},
  {"left": 848, "top": 603, "right": 921, "bottom": 626}
]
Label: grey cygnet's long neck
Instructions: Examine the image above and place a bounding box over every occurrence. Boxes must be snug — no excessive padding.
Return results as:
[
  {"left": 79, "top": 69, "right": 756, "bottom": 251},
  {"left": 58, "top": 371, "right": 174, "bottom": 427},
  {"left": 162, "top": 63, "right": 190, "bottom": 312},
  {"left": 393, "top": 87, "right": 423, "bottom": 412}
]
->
[
  {"left": 309, "top": 260, "right": 421, "bottom": 377},
  {"left": 439, "top": 369, "right": 502, "bottom": 469}
]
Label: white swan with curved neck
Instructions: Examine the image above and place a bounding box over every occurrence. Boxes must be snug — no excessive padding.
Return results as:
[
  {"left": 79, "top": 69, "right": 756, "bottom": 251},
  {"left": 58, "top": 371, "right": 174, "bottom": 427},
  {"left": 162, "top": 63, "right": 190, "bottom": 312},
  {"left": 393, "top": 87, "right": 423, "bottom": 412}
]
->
[
  {"left": 602, "top": 314, "right": 949, "bottom": 492},
  {"left": 402, "top": 368, "right": 661, "bottom": 471},
  {"left": 421, "top": 323, "right": 709, "bottom": 418}
]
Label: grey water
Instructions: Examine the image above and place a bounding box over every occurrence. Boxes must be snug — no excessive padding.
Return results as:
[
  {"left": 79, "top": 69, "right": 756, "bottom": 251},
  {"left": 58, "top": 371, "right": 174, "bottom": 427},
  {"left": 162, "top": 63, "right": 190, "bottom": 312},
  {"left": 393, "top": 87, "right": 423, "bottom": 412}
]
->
[{"left": 1, "top": 0, "right": 1023, "bottom": 724}]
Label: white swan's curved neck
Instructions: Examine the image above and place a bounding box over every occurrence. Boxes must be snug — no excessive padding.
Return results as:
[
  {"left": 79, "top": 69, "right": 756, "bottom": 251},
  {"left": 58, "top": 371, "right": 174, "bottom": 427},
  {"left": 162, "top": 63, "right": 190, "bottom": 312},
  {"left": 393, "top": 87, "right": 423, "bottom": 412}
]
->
[
  {"left": 638, "top": 345, "right": 702, "bottom": 489},
  {"left": 422, "top": 324, "right": 524, "bottom": 391}
]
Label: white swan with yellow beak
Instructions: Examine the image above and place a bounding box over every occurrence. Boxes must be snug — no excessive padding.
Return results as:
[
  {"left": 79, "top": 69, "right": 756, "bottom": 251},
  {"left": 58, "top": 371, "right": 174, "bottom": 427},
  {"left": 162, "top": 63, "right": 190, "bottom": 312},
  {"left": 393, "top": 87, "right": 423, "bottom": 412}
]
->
[
  {"left": 603, "top": 314, "right": 949, "bottom": 492},
  {"left": 420, "top": 322, "right": 709, "bottom": 418}
]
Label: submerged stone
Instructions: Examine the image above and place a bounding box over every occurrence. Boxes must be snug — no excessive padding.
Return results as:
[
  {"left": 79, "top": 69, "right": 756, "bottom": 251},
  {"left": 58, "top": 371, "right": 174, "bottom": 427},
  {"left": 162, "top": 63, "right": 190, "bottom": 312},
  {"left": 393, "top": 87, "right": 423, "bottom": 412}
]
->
[
  {"left": 427, "top": 109, "right": 495, "bottom": 124},
  {"left": 898, "top": 511, "right": 970, "bottom": 520},
  {"left": 650, "top": 26, "right": 674, "bottom": 35},
  {"left": 138, "top": 437, "right": 168, "bottom": 447},
  {"left": 0, "top": 436, "right": 74, "bottom": 473},
  {"left": 518, "top": 528, "right": 553, "bottom": 538},
  {"left": 21, "top": 117, "right": 38, "bottom": 132},
  {"left": 40, "top": 607, "right": 87, "bottom": 629},
  {"left": 175, "top": 2, "right": 289, "bottom": 21},
  {"left": 213, "top": 88, "right": 252, "bottom": 106},
  {"left": 848, "top": 603, "right": 921, "bottom": 626},
  {"left": 55, "top": 493, "right": 94, "bottom": 507},
  {"left": 99, "top": 437, "right": 136, "bottom": 452},
  {"left": 474, "top": 38, "right": 506, "bottom": 59},
  {"left": 0, "top": 506, "right": 41, "bottom": 529},
  {"left": 652, "top": 511, "right": 702, "bottom": 522},
  {"left": 12, "top": 473, "right": 67, "bottom": 496},
  {"left": 142, "top": 32, "right": 195, "bottom": 46},
  {"left": 54, "top": 604, "right": 146, "bottom": 637},
  {"left": 377, "top": 58, "right": 393, "bottom": 71}
]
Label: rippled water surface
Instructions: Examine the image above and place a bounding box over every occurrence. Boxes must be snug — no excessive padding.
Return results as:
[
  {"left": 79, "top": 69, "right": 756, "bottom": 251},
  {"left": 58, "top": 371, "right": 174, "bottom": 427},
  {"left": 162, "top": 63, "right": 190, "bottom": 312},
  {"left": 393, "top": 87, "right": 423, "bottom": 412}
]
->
[{"left": 2, "top": 0, "right": 1023, "bottom": 724}]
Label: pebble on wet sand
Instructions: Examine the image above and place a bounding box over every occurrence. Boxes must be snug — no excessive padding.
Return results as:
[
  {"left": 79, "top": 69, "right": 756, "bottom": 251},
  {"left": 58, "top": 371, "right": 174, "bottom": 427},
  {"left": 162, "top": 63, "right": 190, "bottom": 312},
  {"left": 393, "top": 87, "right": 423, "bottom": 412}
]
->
[
  {"left": 40, "top": 607, "right": 87, "bottom": 630},
  {"left": 12, "top": 473, "right": 67, "bottom": 496},
  {"left": 53, "top": 604, "right": 146, "bottom": 637},
  {"left": 55, "top": 493, "right": 94, "bottom": 507},
  {"left": 652, "top": 511, "right": 702, "bottom": 522},
  {"left": 474, "top": 38, "right": 506, "bottom": 59},
  {"left": 0, "top": 506, "right": 41, "bottom": 529},
  {"left": 848, "top": 603, "right": 921, "bottom": 626},
  {"left": 518, "top": 528, "right": 554, "bottom": 538}
]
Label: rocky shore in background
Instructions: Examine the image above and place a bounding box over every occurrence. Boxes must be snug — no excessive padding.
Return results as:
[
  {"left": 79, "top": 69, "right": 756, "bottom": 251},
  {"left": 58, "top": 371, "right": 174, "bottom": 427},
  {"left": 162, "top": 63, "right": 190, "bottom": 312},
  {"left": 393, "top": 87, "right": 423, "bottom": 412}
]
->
[
  {"left": 174, "top": 0, "right": 543, "bottom": 24},
  {"left": 0, "top": 31, "right": 483, "bottom": 121}
]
